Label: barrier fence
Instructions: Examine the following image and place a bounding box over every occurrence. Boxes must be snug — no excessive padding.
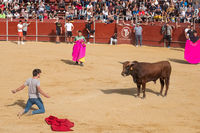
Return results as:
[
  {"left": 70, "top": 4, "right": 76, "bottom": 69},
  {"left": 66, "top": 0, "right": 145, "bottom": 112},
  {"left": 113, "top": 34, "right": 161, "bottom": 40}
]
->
[{"left": 0, "top": 18, "right": 199, "bottom": 48}]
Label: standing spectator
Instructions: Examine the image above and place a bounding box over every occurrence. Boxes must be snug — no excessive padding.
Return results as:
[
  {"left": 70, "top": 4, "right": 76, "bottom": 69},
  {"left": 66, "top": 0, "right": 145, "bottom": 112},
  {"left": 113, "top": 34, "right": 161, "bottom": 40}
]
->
[
  {"left": 65, "top": 19, "right": 74, "bottom": 44},
  {"left": 17, "top": 20, "right": 24, "bottom": 45},
  {"left": 187, "top": 26, "right": 195, "bottom": 41},
  {"left": 184, "top": 25, "right": 191, "bottom": 39},
  {"left": 163, "top": 23, "right": 173, "bottom": 48},
  {"left": 85, "top": 19, "right": 95, "bottom": 43},
  {"left": 55, "top": 18, "right": 62, "bottom": 44},
  {"left": 110, "top": 32, "right": 117, "bottom": 45},
  {"left": 22, "top": 20, "right": 30, "bottom": 43},
  {"left": 134, "top": 23, "right": 143, "bottom": 47}
]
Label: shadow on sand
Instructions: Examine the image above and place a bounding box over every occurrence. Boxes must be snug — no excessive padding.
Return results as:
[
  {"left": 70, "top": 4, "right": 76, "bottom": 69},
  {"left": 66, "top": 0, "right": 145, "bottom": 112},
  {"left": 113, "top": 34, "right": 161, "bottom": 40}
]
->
[
  {"left": 61, "top": 59, "right": 76, "bottom": 65},
  {"left": 168, "top": 58, "right": 190, "bottom": 64},
  {"left": 5, "top": 100, "right": 37, "bottom": 110},
  {"left": 101, "top": 87, "right": 160, "bottom": 97}
]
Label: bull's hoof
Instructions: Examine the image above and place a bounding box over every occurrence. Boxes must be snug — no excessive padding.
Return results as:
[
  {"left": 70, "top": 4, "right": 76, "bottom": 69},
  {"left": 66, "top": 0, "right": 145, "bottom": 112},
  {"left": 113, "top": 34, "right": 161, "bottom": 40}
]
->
[{"left": 141, "top": 97, "right": 145, "bottom": 99}]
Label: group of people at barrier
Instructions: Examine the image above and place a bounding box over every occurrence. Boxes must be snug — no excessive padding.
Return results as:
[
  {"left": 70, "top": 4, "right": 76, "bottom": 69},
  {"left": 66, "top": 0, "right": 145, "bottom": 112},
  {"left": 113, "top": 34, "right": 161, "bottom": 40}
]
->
[
  {"left": 0, "top": 0, "right": 200, "bottom": 23},
  {"left": 16, "top": 18, "right": 95, "bottom": 44}
]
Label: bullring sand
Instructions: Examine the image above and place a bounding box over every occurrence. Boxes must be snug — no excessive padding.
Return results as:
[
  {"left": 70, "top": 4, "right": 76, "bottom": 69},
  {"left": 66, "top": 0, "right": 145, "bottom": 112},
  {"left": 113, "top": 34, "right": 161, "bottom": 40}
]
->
[{"left": 0, "top": 41, "right": 200, "bottom": 133}]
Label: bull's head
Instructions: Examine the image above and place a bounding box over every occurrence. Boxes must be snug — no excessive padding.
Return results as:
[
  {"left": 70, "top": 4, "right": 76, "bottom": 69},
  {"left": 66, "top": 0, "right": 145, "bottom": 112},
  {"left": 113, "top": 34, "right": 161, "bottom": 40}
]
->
[{"left": 120, "top": 61, "right": 138, "bottom": 77}]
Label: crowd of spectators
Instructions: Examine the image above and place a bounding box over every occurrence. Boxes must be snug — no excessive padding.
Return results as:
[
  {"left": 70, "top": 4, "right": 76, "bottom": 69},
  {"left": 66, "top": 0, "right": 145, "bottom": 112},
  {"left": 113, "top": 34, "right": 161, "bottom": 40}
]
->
[{"left": 0, "top": 0, "right": 200, "bottom": 23}]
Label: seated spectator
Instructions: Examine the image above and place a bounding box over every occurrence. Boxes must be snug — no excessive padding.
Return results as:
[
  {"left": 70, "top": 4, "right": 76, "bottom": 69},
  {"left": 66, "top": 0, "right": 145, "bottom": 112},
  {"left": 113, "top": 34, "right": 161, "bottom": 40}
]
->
[
  {"left": 185, "top": 8, "right": 193, "bottom": 23},
  {"left": 126, "top": 8, "right": 132, "bottom": 21},
  {"left": 6, "top": 10, "right": 13, "bottom": 19},
  {"left": 50, "top": 4, "right": 56, "bottom": 12},
  {"left": 106, "top": 12, "right": 114, "bottom": 24},
  {"left": 102, "top": 8, "right": 108, "bottom": 21},
  {"left": 0, "top": 10, "right": 6, "bottom": 18},
  {"left": 86, "top": 9, "right": 92, "bottom": 20},
  {"left": 38, "top": 12, "right": 43, "bottom": 21},
  {"left": 27, "top": 2, "right": 31, "bottom": 13},
  {"left": 86, "top": 2, "right": 93, "bottom": 11},
  {"left": 0, "top": 2, "right": 5, "bottom": 11},
  {"left": 52, "top": 10, "right": 57, "bottom": 19},
  {"left": 179, "top": 8, "right": 186, "bottom": 23},
  {"left": 45, "top": 4, "right": 51, "bottom": 12},
  {"left": 110, "top": 32, "right": 117, "bottom": 45},
  {"left": 58, "top": 0, "right": 65, "bottom": 12},
  {"left": 14, "top": 3, "right": 20, "bottom": 13},
  {"left": 78, "top": 7, "right": 86, "bottom": 19},
  {"left": 21, "top": 9, "right": 27, "bottom": 19},
  {"left": 49, "top": 12, "right": 53, "bottom": 19},
  {"left": 14, "top": 11, "right": 20, "bottom": 19},
  {"left": 154, "top": 8, "right": 162, "bottom": 21},
  {"left": 38, "top": 2, "right": 45, "bottom": 13},
  {"left": 43, "top": 10, "right": 48, "bottom": 19}
]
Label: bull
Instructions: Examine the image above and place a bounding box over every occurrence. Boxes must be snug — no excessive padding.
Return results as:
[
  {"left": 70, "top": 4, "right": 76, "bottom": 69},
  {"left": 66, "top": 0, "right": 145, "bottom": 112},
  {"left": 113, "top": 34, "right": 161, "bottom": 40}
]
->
[{"left": 121, "top": 61, "right": 171, "bottom": 98}]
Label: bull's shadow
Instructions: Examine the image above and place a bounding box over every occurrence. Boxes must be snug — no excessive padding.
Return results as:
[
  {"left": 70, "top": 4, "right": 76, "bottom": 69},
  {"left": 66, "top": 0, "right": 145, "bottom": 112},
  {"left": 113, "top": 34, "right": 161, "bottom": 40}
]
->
[
  {"left": 101, "top": 88, "right": 160, "bottom": 97},
  {"left": 5, "top": 100, "right": 37, "bottom": 110}
]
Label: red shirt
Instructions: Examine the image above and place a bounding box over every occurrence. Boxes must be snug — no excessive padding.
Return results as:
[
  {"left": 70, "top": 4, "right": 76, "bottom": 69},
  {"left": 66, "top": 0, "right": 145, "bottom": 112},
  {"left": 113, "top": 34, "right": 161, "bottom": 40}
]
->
[
  {"left": 139, "top": 11, "right": 145, "bottom": 16},
  {"left": 0, "top": 4, "right": 5, "bottom": 11}
]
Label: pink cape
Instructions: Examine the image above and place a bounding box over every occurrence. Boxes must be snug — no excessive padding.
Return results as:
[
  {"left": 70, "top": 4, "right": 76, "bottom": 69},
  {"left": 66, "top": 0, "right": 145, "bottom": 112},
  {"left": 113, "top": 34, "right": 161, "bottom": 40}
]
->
[
  {"left": 72, "top": 39, "right": 86, "bottom": 62},
  {"left": 184, "top": 40, "right": 200, "bottom": 64}
]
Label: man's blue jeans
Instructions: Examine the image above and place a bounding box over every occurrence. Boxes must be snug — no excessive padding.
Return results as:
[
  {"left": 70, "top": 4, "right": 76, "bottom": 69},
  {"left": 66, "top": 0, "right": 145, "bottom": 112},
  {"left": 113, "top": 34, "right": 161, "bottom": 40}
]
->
[
  {"left": 24, "top": 98, "right": 45, "bottom": 115},
  {"left": 135, "top": 35, "right": 142, "bottom": 46}
]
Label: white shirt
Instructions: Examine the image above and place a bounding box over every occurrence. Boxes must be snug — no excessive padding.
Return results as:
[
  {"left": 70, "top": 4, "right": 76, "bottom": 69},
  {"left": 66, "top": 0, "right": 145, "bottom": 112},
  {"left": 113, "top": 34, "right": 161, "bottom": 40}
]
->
[
  {"left": 65, "top": 23, "right": 74, "bottom": 31},
  {"left": 87, "top": 5, "right": 93, "bottom": 9},
  {"left": 17, "top": 24, "right": 23, "bottom": 32},
  {"left": 185, "top": 28, "right": 190, "bottom": 34}
]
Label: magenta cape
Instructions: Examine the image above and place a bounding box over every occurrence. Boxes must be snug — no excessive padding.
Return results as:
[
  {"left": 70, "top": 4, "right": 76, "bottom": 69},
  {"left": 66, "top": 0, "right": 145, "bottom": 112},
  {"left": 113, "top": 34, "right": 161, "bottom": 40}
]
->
[
  {"left": 184, "top": 40, "right": 200, "bottom": 64},
  {"left": 72, "top": 39, "right": 86, "bottom": 62}
]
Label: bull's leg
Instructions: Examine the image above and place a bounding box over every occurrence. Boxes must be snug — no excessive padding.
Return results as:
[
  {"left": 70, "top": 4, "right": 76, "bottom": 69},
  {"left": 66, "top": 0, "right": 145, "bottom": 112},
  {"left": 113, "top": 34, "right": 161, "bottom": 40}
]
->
[
  {"left": 164, "top": 77, "right": 170, "bottom": 96},
  {"left": 137, "top": 84, "right": 141, "bottom": 97},
  {"left": 160, "top": 78, "right": 165, "bottom": 96},
  {"left": 142, "top": 83, "right": 146, "bottom": 98}
]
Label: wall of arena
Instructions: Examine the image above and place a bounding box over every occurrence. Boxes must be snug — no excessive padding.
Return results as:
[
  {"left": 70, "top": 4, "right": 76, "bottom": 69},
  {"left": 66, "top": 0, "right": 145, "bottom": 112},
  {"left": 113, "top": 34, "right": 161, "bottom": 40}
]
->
[{"left": 0, "top": 19, "right": 199, "bottom": 48}]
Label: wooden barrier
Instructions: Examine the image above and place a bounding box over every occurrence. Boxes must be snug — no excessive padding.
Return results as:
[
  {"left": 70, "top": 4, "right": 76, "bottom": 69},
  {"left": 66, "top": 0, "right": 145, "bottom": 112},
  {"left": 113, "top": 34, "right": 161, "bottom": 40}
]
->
[{"left": 0, "top": 19, "right": 199, "bottom": 48}]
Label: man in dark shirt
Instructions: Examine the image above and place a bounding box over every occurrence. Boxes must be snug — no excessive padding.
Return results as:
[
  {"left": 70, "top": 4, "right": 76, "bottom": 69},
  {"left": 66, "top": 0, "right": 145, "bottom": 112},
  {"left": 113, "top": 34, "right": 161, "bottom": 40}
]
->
[
  {"left": 55, "top": 18, "right": 62, "bottom": 44},
  {"left": 188, "top": 27, "right": 199, "bottom": 43},
  {"left": 85, "top": 19, "right": 95, "bottom": 43}
]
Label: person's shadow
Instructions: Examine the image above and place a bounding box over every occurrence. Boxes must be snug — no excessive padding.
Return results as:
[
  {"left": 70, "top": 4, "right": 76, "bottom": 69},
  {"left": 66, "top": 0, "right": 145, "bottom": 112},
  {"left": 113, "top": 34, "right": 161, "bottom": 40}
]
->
[
  {"left": 101, "top": 87, "right": 160, "bottom": 98},
  {"left": 61, "top": 59, "right": 75, "bottom": 65},
  {"left": 5, "top": 100, "right": 37, "bottom": 110}
]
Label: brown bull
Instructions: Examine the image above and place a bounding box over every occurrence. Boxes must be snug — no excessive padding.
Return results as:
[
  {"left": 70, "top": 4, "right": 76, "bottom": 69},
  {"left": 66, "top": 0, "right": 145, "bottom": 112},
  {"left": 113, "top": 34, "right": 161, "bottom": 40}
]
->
[{"left": 121, "top": 61, "right": 171, "bottom": 98}]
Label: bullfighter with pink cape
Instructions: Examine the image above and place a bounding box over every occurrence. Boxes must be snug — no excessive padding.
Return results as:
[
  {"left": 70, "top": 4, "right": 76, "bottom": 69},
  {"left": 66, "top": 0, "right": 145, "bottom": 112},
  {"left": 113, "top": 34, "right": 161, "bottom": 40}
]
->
[
  {"left": 184, "top": 31, "right": 200, "bottom": 64},
  {"left": 72, "top": 31, "right": 86, "bottom": 66}
]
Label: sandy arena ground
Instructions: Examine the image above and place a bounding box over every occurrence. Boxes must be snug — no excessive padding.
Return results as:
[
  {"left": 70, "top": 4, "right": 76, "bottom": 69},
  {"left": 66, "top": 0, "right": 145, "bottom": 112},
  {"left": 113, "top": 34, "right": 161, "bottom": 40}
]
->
[{"left": 0, "top": 41, "right": 200, "bottom": 133}]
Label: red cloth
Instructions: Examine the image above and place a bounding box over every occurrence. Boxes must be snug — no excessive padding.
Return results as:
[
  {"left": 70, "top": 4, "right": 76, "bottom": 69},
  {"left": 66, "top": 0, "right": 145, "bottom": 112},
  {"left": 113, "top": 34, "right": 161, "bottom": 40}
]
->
[{"left": 45, "top": 116, "right": 74, "bottom": 132}]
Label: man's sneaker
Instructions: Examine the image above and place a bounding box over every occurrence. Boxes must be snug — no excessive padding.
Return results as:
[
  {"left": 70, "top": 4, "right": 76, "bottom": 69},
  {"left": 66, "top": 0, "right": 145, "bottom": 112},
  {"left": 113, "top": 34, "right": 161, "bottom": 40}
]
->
[
  {"left": 90, "top": 35, "right": 94, "bottom": 38},
  {"left": 17, "top": 41, "right": 20, "bottom": 45},
  {"left": 87, "top": 42, "right": 90, "bottom": 44},
  {"left": 21, "top": 42, "right": 24, "bottom": 45},
  {"left": 136, "top": 45, "right": 138, "bottom": 47}
]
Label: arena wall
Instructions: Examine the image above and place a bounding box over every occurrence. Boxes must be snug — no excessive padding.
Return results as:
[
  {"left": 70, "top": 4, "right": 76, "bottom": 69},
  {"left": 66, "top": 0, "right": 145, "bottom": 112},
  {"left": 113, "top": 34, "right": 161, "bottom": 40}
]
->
[{"left": 0, "top": 19, "right": 199, "bottom": 48}]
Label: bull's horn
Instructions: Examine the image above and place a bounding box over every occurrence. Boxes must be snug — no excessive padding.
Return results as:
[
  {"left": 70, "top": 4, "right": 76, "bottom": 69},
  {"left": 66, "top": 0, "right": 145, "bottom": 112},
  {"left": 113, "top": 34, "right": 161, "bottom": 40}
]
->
[{"left": 119, "top": 61, "right": 124, "bottom": 64}]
